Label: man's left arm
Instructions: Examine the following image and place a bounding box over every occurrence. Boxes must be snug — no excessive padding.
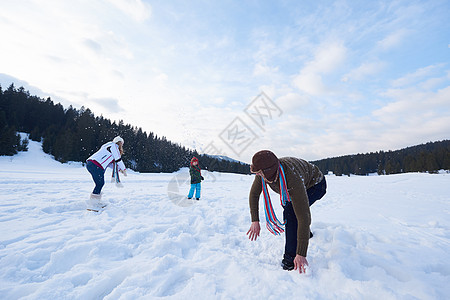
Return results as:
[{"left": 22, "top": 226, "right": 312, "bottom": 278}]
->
[
  {"left": 289, "top": 179, "right": 311, "bottom": 274},
  {"left": 289, "top": 179, "right": 311, "bottom": 257}
]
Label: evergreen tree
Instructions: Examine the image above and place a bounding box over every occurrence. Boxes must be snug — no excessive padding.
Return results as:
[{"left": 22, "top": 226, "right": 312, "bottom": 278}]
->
[
  {"left": 18, "top": 136, "right": 29, "bottom": 152},
  {"left": 0, "top": 125, "right": 21, "bottom": 155}
]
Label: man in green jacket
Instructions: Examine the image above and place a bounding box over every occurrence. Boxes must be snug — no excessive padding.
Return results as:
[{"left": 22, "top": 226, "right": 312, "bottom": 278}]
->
[{"left": 246, "top": 150, "right": 326, "bottom": 273}]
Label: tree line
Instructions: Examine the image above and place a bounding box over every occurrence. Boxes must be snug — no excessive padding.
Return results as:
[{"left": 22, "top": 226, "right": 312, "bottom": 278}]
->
[
  {"left": 312, "top": 140, "right": 450, "bottom": 176},
  {"left": 3, "top": 83, "right": 448, "bottom": 176},
  {"left": 0, "top": 83, "right": 250, "bottom": 174}
]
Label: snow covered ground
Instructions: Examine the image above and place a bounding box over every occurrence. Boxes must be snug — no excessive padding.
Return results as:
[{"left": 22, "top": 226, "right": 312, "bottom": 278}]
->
[{"left": 0, "top": 139, "right": 449, "bottom": 299}]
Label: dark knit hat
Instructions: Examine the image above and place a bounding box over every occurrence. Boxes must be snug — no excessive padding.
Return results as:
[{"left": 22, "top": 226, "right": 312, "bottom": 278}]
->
[{"left": 250, "top": 150, "right": 279, "bottom": 182}]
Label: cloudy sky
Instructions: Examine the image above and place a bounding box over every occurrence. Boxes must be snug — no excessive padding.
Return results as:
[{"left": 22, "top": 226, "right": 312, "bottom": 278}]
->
[{"left": 1, "top": 0, "right": 449, "bottom": 163}]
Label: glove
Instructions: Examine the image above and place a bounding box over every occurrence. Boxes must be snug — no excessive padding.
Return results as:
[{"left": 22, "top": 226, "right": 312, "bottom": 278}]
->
[{"left": 121, "top": 169, "right": 128, "bottom": 177}]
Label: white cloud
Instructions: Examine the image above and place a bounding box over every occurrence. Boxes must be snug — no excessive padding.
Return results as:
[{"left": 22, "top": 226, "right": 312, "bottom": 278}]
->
[
  {"left": 293, "top": 42, "right": 347, "bottom": 96},
  {"left": 305, "top": 42, "right": 347, "bottom": 74},
  {"left": 369, "top": 76, "right": 450, "bottom": 150},
  {"left": 253, "top": 62, "right": 279, "bottom": 77},
  {"left": 377, "top": 29, "right": 410, "bottom": 51},
  {"left": 292, "top": 73, "right": 326, "bottom": 96},
  {"left": 107, "top": 0, "right": 151, "bottom": 22},
  {"left": 83, "top": 39, "right": 103, "bottom": 54},
  {"left": 276, "top": 93, "right": 309, "bottom": 112},
  {"left": 155, "top": 73, "right": 169, "bottom": 84},
  {"left": 419, "top": 77, "right": 447, "bottom": 90},
  {"left": 342, "top": 61, "right": 386, "bottom": 82},
  {"left": 391, "top": 64, "right": 443, "bottom": 87},
  {"left": 92, "top": 97, "right": 124, "bottom": 113}
]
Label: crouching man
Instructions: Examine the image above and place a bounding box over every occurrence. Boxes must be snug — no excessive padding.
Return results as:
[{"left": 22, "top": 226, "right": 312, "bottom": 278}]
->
[{"left": 246, "top": 150, "right": 326, "bottom": 273}]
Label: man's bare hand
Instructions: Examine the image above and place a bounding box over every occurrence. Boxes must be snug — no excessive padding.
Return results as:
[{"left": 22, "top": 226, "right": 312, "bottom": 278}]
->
[
  {"left": 246, "top": 221, "right": 261, "bottom": 241},
  {"left": 294, "top": 255, "right": 309, "bottom": 274}
]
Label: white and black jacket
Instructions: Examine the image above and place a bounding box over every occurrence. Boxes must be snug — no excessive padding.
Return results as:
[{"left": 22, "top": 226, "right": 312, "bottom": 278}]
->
[{"left": 87, "top": 142, "right": 126, "bottom": 171}]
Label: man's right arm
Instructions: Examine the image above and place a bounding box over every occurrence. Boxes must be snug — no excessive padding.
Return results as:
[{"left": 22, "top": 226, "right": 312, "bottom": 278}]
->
[{"left": 249, "top": 175, "right": 262, "bottom": 222}]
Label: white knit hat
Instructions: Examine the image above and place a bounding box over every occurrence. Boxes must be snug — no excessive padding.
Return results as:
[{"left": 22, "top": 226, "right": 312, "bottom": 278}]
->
[{"left": 113, "top": 136, "right": 124, "bottom": 145}]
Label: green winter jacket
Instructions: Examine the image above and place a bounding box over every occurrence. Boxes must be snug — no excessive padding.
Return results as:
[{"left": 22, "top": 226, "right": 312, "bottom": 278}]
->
[{"left": 190, "top": 165, "right": 202, "bottom": 184}]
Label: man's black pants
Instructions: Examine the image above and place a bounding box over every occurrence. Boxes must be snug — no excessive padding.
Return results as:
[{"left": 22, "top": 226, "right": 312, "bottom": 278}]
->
[{"left": 283, "top": 177, "right": 327, "bottom": 260}]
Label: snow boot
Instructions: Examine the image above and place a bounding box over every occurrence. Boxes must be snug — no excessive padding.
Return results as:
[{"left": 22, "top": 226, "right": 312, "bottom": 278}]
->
[
  {"left": 281, "top": 254, "right": 295, "bottom": 271},
  {"left": 196, "top": 198, "right": 200, "bottom": 200},
  {"left": 87, "top": 193, "right": 107, "bottom": 209}
]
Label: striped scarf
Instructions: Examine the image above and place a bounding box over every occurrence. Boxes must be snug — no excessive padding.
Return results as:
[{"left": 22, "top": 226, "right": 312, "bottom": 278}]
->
[
  {"left": 261, "top": 164, "right": 291, "bottom": 235},
  {"left": 111, "top": 161, "right": 123, "bottom": 187}
]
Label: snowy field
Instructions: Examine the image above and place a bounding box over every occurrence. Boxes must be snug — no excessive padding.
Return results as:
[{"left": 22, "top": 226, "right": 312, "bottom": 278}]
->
[{"left": 1, "top": 139, "right": 449, "bottom": 300}]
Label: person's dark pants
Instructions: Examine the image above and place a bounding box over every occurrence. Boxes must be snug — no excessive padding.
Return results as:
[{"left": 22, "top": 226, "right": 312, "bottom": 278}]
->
[
  {"left": 283, "top": 177, "right": 327, "bottom": 260},
  {"left": 86, "top": 160, "right": 105, "bottom": 195}
]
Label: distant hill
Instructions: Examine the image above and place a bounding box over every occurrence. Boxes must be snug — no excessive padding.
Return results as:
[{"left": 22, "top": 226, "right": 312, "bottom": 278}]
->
[
  {"left": 207, "top": 155, "right": 242, "bottom": 163},
  {"left": 312, "top": 140, "right": 450, "bottom": 176}
]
